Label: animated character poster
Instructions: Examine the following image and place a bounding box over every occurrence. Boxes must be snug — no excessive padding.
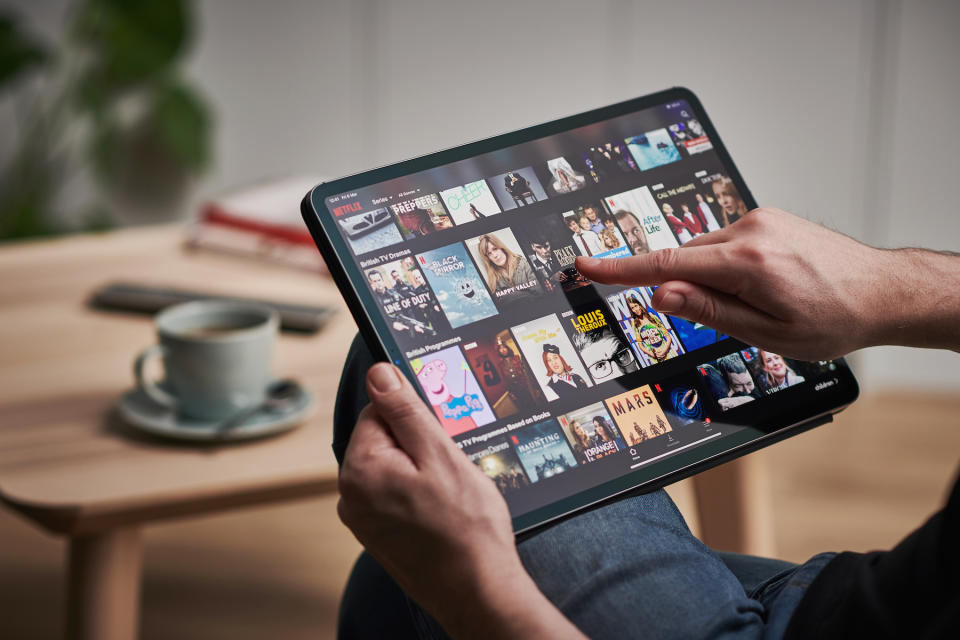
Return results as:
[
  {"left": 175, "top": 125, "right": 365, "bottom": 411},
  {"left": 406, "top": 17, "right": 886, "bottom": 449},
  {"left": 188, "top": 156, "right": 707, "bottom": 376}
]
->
[
  {"left": 511, "top": 313, "right": 593, "bottom": 402},
  {"left": 462, "top": 330, "right": 545, "bottom": 420},
  {"left": 605, "top": 287, "right": 685, "bottom": 367},
  {"left": 416, "top": 242, "right": 499, "bottom": 328},
  {"left": 409, "top": 345, "right": 496, "bottom": 437},
  {"left": 439, "top": 180, "right": 502, "bottom": 225},
  {"left": 556, "top": 402, "right": 626, "bottom": 464},
  {"left": 510, "top": 420, "right": 578, "bottom": 483},
  {"left": 604, "top": 385, "right": 674, "bottom": 446}
]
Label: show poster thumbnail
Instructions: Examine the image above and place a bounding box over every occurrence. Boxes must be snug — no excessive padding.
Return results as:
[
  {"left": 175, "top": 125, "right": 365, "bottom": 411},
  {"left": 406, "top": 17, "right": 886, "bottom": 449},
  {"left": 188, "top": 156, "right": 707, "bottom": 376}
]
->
[
  {"left": 561, "top": 203, "right": 631, "bottom": 260},
  {"left": 364, "top": 257, "right": 448, "bottom": 354},
  {"left": 464, "top": 228, "right": 544, "bottom": 307},
  {"left": 604, "top": 186, "right": 680, "bottom": 253},
  {"left": 606, "top": 287, "right": 685, "bottom": 367},
  {"left": 336, "top": 206, "right": 404, "bottom": 256},
  {"left": 605, "top": 384, "right": 673, "bottom": 445},
  {"left": 390, "top": 192, "right": 455, "bottom": 239},
  {"left": 409, "top": 345, "right": 496, "bottom": 437},
  {"left": 462, "top": 329, "right": 545, "bottom": 420},
  {"left": 490, "top": 167, "right": 548, "bottom": 210},
  {"left": 556, "top": 401, "right": 626, "bottom": 464},
  {"left": 668, "top": 118, "right": 712, "bottom": 156},
  {"left": 581, "top": 141, "right": 636, "bottom": 183},
  {"left": 515, "top": 215, "right": 591, "bottom": 293},
  {"left": 740, "top": 347, "right": 806, "bottom": 396},
  {"left": 652, "top": 376, "right": 707, "bottom": 429},
  {"left": 545, "top": 156, "right": 588, "bottom": 195},
  {"left": 510, "top": 420, "right": 578, "bottom": 483},
  {"left": 625, "top": 128, "right": 682, "bottom": 171},
  {"left": 654, "top": 182, "right": 721, "bottom": 244},
  {"left": 561, "top": 306, "right": 638, "bottom": 384},
  {"left": 468, "top": 441, "right": 530, "bottom": 495},
  {"left": 416, "top": 243, "right": 498, "bottom": 329},
  {"left": 700, "top": 173, "right": 749, "bottom": 226},
  {"left": 697, "top": 351, "right": 762, "bottom": 412},
  {"left": 511, "top": 313, "right": 593, "bottom": 402},
  {"left": 439, "top": 180, "right": 502, "bottom": 224}
]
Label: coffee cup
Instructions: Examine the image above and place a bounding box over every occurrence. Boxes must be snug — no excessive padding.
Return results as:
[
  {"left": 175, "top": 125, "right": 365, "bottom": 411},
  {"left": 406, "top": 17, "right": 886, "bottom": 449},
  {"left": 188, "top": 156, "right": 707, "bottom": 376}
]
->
[{"left": 133, "top": 300, "right": 279, "bottom": 421}]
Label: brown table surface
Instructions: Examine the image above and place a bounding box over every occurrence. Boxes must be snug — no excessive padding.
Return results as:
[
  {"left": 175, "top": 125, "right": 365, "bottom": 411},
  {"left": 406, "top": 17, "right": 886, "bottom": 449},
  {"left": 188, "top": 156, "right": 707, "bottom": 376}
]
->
[{"left": 0, "top": 226, "right": 356, "bottom": 536}]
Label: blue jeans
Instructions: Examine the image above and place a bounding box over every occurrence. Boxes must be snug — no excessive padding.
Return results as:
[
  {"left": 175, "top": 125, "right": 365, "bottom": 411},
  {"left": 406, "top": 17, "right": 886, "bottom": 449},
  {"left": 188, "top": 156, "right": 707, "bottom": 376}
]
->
[{"left": 334, "top": 335, "right": 833, "bottom": 639}]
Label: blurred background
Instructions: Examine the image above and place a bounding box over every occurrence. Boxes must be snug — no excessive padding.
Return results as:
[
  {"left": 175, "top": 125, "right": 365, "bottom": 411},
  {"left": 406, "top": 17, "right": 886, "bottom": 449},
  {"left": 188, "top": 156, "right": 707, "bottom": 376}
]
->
[{"left": 1, "top": 1, "right": 958, "bottom": 638}]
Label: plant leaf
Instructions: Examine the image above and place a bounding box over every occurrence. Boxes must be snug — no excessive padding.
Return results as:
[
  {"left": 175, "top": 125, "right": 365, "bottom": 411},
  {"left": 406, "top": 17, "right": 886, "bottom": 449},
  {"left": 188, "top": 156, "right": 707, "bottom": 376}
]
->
[
  {"left": 152, "top": 79, "right": 211, "bottom": 173},
  {"left": 0, "top": 15, "right": 49, "bottom": 88}
]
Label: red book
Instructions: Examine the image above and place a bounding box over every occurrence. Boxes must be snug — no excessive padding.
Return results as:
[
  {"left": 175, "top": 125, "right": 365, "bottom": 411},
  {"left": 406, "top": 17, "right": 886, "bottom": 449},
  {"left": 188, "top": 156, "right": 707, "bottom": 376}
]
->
[{"left": 186, "top": 176, "right": 329, "bottom": 274}]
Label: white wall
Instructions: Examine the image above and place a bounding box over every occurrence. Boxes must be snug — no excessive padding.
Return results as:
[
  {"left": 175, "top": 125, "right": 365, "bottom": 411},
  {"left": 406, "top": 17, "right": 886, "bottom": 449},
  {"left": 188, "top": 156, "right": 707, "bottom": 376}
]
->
[{"left": 3, "top": 0, "right": 958, "bottom": 389}]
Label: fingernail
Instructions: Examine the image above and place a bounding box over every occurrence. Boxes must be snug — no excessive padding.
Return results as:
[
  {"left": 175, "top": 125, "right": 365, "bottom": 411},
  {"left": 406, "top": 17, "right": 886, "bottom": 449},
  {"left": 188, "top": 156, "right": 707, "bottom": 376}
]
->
[
  {"left": 578, "top": 257, "right": 600, "bottom": 269},
  {"left": 657, "top": 291, "right": 685, "bottom": 313},
  {"left": 369, "top": 363, "right": 401, "bottom": 393}
]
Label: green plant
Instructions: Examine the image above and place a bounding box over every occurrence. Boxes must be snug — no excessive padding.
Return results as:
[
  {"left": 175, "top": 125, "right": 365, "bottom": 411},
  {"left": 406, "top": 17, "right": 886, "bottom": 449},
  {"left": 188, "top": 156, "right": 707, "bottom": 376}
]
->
[{"left": 0, "top": 0, "right": 211, "bottom": 240}]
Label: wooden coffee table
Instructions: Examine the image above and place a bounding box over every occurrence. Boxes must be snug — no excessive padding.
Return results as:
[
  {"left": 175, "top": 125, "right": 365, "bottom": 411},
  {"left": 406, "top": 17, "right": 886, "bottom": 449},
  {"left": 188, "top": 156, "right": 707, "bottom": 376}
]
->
[{"left": 0, "top": 227, "right": 354, "bottom": 640}]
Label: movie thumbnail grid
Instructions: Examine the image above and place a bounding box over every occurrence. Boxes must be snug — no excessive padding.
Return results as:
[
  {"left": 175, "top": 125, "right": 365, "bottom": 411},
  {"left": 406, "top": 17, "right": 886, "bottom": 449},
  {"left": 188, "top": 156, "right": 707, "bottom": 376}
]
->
[
  {"left": 461, "top": 353, "right": 841, "bottom": 495},
  {"left": 367, "top": 182, "right": 740, "bottom": 359},
  {"left": 335, "top": 117, "right": 723, "bottom": 259}
]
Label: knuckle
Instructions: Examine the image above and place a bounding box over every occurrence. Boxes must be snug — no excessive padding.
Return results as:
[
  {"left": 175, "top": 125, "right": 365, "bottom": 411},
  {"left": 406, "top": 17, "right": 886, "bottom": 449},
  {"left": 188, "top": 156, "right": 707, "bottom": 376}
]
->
[{"left": 651, "top": 248, "right": 680, "bottom": 280}]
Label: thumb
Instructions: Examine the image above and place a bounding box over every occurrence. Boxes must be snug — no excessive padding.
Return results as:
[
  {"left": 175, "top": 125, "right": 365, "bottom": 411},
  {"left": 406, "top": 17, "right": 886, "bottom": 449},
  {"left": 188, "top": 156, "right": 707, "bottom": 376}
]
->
[
  {"left": 651, "top": 281, "right": 780, "bottom": 346},
  {"left": 366, "top": 363, "right": 450, "bottom": 464}
]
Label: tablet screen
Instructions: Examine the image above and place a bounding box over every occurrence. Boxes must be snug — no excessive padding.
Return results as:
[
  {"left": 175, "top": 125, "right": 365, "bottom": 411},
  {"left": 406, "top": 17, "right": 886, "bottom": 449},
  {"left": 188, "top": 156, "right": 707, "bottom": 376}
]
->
[{"left": 311, "top": 90, "right": 856, "bottom": 531}]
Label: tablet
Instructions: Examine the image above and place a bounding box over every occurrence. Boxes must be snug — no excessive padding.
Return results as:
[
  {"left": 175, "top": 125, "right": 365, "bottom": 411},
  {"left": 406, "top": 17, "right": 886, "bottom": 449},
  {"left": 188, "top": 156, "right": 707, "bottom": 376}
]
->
[{"left": 301, "top": 87, "right": 859, "bottom": 534}]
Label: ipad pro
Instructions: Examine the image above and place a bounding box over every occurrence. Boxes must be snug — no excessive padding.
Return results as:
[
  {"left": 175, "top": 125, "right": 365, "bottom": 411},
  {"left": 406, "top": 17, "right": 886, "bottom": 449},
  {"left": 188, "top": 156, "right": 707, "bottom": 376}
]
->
[{"left": 302, "top": 87, "right": 859, "bottom": 534}]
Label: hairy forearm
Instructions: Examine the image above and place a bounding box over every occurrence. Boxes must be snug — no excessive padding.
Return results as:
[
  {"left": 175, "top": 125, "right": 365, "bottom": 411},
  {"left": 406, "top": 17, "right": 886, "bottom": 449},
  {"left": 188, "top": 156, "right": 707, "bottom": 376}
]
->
[{"left": 868, "top": 248, "right": 960, "bottom": 352}]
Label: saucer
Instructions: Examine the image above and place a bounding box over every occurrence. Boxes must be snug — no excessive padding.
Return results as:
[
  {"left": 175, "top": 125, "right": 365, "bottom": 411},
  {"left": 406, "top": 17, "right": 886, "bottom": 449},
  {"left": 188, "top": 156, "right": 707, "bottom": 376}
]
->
[{"left": 117, "top": 381, "right": 314, "bottom": 442}]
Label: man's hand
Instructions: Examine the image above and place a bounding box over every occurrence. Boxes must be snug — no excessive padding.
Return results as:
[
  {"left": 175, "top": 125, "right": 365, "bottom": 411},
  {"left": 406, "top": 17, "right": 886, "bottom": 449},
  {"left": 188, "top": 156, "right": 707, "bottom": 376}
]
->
[
  {"left": 338, "top": 363, "right": 586, "bottom": 639},
  {"left": 577, "top": 207, "right": 958, "bottom": 360}
]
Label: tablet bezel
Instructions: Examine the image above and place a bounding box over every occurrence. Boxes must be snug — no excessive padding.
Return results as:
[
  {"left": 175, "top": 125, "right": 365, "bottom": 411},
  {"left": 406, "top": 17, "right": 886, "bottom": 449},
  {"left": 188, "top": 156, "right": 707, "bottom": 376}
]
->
[{"left": 301, "top": 86, "right": 860, "bottom": 535}]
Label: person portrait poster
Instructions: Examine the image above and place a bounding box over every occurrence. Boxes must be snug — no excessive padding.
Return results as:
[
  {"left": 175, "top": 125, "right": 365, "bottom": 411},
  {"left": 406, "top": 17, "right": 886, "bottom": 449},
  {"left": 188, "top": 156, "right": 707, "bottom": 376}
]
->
[
  {"left": 439, "top": 180, "right": 502, "bottom": 225},
  {"left": 697, "top": 351, "right": 763, "bottom": 412},
  {"left": 668, "top": 118, "right": 713, "bottom": 156},
  {"left": 416, "top": 242, "right": 499, "bottom": 328},
  {"left": 606, "top": 287, "right": 685, "bottom": 367},
  {"left": 462, "top": 330, "right": 545, "bottom": 420},
  {"left": 467, "top": 441, "right": 530, "bottom": 495},
  {"left": 604, "top": 384, "right": 674, "bottom": 447},
  {"left": 364, "top": 258, "right": 449, "bottom": 356},
  {"left": 390, "top": 192, "right": 455, "bottom": 239},
  {"left": 740, "top": 347, "right": 806, "bottom": 396},
  {"left": 545, "top": 156, "right": 588, "bottom": 195},
  {"left": 514, "top": 215, "right": 591, "bottom": 293},
  {"left": 464, "top": 228, "right": 544, "bottom": 307},
  {"left": 580, "top": 141, "right": 636, "bottom": 183},
  {"left": 338, "top": 206, "right": 405, "bottom": 256},
  {"left": 556, "top": 401, "right": 626, "bottom": 464},
  {"left": 604, "top": 187, "right": 680, "bottom": 253},
  {"left": 511, "top": 313, "right": 593, "bottom": 402},
  {"left": 625, "top": 128, "right": 682, "bottom": 171},
  {"left": 560, "top": 305, "right": 638, "bottom": 384},
  {"left": 409, "top": 345, "right": 496, "bottom": 437},
  {"left": 509, "top": 420, "right": 579, "bottom": 483},
  {"left": 489, "top": 167, "right": 549, "bottom": 211}
]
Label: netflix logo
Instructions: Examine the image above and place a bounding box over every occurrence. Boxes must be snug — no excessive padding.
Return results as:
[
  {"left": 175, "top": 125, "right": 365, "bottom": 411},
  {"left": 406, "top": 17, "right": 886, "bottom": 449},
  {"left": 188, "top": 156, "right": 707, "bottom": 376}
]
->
[{"left": 332, "top": 202, "right": 363, "bottom": 217}]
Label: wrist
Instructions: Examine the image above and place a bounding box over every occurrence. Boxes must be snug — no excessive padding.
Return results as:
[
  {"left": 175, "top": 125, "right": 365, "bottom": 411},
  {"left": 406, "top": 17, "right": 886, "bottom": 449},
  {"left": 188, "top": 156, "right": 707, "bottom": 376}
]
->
[{"left": 867, "top": 248, "right": 960, "bottom": 351}]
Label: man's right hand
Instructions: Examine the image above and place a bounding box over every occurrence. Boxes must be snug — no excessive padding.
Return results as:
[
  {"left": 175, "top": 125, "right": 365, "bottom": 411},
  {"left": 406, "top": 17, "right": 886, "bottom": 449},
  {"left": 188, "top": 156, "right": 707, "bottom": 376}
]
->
[{"left": 577, "top": 208, "right": 960, "bottom": 360}]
